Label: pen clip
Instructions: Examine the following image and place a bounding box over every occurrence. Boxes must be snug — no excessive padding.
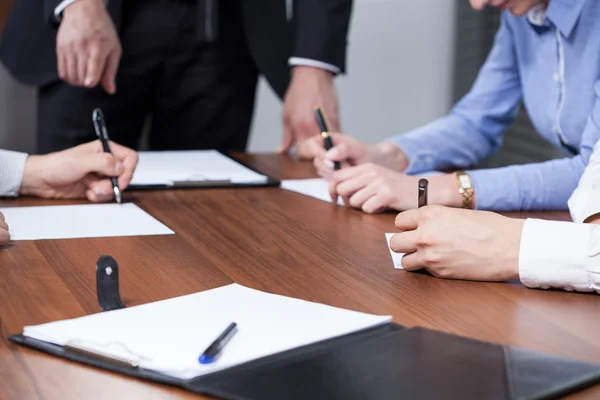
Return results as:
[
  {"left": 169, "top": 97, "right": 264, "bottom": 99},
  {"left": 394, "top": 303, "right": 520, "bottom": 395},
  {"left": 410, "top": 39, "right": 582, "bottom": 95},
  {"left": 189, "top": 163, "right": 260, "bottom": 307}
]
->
[{"left": 92, "top": 108, "right": 110, "bottom": 141}]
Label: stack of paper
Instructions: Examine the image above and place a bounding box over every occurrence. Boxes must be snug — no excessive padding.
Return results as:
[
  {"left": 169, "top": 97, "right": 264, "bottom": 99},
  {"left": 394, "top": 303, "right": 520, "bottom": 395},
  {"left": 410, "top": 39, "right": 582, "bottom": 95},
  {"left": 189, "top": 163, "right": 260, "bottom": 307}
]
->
[
  {"left": 0, "top": 203, "right": 174, "bottom": 240},
  {"left": 23, "top": 284, "right": 391, "bottom": 379},
  {"left": 130, "top": 150, "right": 268, "bottom": 186}
]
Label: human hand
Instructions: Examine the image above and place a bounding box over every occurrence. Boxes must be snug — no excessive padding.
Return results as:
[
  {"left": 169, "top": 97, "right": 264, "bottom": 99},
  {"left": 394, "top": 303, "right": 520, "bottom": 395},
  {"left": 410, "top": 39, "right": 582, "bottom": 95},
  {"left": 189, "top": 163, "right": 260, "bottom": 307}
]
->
[
  {"left": 304, "top": 134, "right": 408, "bottom": 179},
  {"left": 390, "top": 206, "right": 524, "bottom": 281},
  {"left": 20, "top": 140, "right": 138, "bottom": 202},
  {"left": 329, "top": 165, "right": 462, "bottom": 213},
  {"left": 280, "top": 66, "right": 340, "bottom": 157},
  {"left": 57, "top": 0, "right": 121, "bottom": 93},
  {"left": 0, "top": 212, "right": 9, "bottom": 247}
]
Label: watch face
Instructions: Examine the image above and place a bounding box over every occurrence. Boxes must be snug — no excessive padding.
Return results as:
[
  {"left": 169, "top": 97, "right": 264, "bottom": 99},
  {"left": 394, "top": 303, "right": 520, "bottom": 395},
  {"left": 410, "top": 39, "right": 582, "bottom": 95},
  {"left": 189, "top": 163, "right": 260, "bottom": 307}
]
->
[{"left": 458, "top": 175, "right": 471, "bottom": 187}]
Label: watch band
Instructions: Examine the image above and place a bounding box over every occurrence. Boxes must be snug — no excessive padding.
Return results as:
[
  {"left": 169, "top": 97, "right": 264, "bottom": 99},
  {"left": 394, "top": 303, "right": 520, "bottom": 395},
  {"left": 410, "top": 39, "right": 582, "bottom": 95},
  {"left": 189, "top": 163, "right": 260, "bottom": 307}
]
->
[{"left": 454, "top": 171, "right": 474, "bottom": 209}]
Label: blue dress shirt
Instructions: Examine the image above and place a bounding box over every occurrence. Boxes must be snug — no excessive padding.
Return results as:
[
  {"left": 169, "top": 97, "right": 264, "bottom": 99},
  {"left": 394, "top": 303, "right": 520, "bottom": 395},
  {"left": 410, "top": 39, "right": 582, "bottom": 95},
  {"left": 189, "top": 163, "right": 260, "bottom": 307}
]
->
[{"left": 391, "top": 0, "right": 600, "bottom": 211}]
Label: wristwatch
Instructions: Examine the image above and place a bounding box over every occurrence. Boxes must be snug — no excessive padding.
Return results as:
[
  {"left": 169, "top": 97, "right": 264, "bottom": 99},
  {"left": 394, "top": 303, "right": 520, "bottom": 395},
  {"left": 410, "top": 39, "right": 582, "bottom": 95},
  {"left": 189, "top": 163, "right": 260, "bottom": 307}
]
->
[{"left": 455, "top": 171, "right": 474, "bottom": 209}]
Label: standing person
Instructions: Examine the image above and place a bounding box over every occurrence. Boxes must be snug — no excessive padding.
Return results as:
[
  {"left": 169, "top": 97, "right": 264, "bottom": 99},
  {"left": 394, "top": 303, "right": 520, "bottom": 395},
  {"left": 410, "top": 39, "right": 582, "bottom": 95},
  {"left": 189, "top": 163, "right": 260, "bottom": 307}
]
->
[{"left": 0, "top": 0, "right": 352, "bottom": 153}]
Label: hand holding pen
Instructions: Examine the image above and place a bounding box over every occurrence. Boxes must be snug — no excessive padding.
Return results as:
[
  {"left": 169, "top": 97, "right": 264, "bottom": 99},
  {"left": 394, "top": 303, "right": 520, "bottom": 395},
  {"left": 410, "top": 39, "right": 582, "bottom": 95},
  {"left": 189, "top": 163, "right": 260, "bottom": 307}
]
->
[{"left": 93, "top": 108, "right": 123, "bottom": 203}]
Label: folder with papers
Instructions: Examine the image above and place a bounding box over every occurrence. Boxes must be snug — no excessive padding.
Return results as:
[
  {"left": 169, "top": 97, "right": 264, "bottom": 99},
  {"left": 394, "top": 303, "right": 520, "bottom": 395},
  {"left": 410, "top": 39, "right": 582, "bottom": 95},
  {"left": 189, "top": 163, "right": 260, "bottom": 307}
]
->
[
  {"left": 128, "top": 150, "right": 279, "bottom": 189},
  {"left": 11, "top": 284, "right": 600, "bottom": 400}
]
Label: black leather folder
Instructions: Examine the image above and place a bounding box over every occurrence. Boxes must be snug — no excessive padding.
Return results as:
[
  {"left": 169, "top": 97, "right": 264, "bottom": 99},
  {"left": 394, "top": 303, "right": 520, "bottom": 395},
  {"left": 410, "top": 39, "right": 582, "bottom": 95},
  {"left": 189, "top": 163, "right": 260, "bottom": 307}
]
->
[{"left": 10, "top": 322, "right": 600, "bottom": 400}]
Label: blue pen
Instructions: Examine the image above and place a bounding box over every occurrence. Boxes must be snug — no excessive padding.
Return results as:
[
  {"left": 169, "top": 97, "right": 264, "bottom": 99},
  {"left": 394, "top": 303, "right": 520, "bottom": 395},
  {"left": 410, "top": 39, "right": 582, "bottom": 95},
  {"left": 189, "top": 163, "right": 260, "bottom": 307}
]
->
[{"left": 199, "top": 322, "right": 238, "bottom": 364}]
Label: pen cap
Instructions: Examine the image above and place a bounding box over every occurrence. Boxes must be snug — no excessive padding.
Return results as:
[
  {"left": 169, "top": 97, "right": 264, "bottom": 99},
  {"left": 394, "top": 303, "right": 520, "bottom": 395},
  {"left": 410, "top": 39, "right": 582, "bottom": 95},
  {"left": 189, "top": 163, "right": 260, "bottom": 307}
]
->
[{"left": 92, "top": 108, "right": 110, "bottom": 141}]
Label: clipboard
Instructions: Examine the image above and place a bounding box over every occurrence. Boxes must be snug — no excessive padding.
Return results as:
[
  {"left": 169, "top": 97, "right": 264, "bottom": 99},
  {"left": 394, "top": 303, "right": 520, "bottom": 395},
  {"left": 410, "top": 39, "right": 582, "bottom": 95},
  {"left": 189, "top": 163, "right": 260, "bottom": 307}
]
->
[
  {"left": 126, "top": 150, "right": 280, "bottom": 191},
  {"left": 9, "top": 257, "right": 600, "bottom": 400}
]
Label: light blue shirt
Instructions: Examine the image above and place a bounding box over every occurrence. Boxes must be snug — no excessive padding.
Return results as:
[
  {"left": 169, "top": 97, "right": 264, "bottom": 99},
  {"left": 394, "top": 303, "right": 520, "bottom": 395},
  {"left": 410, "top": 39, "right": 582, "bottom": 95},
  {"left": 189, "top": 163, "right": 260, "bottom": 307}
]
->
[{"left": 391, "top": 0, "right": 600, "bottom": 211}]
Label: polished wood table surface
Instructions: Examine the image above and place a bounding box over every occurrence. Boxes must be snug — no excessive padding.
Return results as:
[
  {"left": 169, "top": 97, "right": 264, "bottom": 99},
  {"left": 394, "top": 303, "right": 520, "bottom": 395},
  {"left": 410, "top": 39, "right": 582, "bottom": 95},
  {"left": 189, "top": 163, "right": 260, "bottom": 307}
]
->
[{"left": 0, "top": 154, "right": 597, "bottom": 400}]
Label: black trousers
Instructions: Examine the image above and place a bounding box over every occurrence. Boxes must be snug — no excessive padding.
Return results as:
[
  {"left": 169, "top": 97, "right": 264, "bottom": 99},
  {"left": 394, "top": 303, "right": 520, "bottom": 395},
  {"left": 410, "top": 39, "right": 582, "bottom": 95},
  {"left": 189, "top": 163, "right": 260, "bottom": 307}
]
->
[{"left": 37, "top": 0, "right": 258, "bottom": 153}]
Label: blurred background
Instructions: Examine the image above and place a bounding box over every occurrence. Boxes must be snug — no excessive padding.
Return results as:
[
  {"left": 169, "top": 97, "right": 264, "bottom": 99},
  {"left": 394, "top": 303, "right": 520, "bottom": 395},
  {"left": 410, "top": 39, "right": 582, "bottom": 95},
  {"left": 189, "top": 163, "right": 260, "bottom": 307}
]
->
[{"left": 0, "top": 0, "right": 563, "bottom": 166}]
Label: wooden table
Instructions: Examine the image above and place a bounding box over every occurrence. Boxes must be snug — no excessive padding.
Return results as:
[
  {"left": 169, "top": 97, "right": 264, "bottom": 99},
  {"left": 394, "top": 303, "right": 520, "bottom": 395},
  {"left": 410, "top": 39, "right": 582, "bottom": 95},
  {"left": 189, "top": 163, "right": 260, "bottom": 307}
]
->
[{"left": 0, "top": 154, "right": 597, "bottom": 399}]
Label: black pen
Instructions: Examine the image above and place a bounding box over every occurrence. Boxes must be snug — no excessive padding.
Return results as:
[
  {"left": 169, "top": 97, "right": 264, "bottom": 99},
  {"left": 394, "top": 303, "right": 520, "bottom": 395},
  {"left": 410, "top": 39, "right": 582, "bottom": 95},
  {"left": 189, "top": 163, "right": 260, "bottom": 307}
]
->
[
  {"left": 314, "top": 107, "right": 341, "bottom": 171},
  {"left": 418, "top": 179, "right": 428, "bottom": 208},
  {"left": 92, "top": 108, "right": 122, "bottom": 204},
  {"left": 199, "top": 322, "right": 238, "bottom": 364}
]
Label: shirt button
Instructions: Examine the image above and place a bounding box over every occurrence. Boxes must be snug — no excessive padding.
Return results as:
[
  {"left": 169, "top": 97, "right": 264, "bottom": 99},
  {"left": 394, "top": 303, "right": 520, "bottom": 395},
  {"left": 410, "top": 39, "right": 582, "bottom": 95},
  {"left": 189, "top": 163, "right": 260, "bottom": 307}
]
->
[
  {"left": 8, "top": 191, "right": 16, "bottom": 197},
  {"left": 541, "top": 285, "right": 550, "bottom": 290},
  {"left": 553, "top": 73, "right": 560, "bottom": 81},
  {"left": 564, "top": 286, "right": 574, "bottom": 292}
]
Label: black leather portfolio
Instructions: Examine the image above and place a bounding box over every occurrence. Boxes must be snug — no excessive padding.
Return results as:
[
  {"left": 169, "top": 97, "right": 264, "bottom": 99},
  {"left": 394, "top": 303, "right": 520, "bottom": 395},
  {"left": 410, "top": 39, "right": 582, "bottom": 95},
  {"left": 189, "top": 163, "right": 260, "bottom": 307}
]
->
[{"left": 10, "top": 323, "right": 600, "bottom": 400}]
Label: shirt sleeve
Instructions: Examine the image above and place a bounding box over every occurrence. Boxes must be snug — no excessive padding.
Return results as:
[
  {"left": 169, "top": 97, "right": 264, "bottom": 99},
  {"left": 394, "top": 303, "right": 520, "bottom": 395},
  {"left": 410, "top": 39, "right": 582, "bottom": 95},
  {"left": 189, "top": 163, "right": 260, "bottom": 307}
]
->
[
  {"left": 519, "top": 218, "right": 600, "bottom": 294},
  {"left": 468, "top": 79, "right": 600, "bottom": 211},
  {"left": 0, "top": 150, "right": 28, "bottom": 197},
  {"left": 568, "top": 137, "right": 600, "bottom": 222},
  {"left": 388, "top": 13, "right": 522, "bottom": 174}
]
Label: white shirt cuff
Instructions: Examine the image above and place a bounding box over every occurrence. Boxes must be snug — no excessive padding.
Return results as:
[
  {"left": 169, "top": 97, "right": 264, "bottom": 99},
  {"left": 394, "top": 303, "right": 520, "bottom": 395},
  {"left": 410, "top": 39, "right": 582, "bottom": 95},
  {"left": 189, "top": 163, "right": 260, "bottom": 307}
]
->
[
  {"left": 0, "top": 150, "right": 27, "bottom": 197},
  {"left": 519, "top": 218, "right": 600, "bottom": 293},
  {"left": 54, "top": 0, "right": 81, "bottom": 22},
  {"left": 55, "top": 0, "right": 108, "bottom": 22},
  {"left": 568, "top": 188, "right": 600, "bottom": 223},
  {"left": 288, "top": 57, "right": 341, "bottom": 75}
]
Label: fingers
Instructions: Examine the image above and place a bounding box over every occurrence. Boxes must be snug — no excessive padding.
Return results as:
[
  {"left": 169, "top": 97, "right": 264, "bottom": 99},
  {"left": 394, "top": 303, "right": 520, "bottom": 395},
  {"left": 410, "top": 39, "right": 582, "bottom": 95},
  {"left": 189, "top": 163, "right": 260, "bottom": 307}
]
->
[
  {"left": 86, "top": 181, "right": 116, "bottom": 203},
  {"left": 101, "top": 49, "right": 121, "bottom": 94},
  {"left": 400, "top": 252, "right": 423, "bottom": 272},
  {"left": 0, "top": 212, "right": 4, "bottom": 223},
  {"left": 65, "top": 51, "right": 79, "bottom": 85},
  {"left": 361, "top": 194, "right": 388, "bottom": 214},
  {"left": 0, "top": 217, "right": 8, "bottom": 231},
  {"left": 395, "top": 209, "right": 421, "bottom": 231},
  {"left": 297, "top": 137, "right": 327, "bottom": 160},
  {"left": 348, "top": 185, "right": 377, "bottom": 210},
  {"left": 325, "top": 142, "right": 349, "bottom": 162},
  {"left": 109, "top": 142, "right": 138, "bottom": 189},
  {"left": 0, "top": 227, "right": 9, "bottom": 247},
  {"left": 79, "top": 152, "right": 124, "bottom": 178},
  {"left": 85, "top": 44, "right": 106, "bottom": 88},
  {"left": 389, "top": 230, "right": 419, "bottom": 254}
]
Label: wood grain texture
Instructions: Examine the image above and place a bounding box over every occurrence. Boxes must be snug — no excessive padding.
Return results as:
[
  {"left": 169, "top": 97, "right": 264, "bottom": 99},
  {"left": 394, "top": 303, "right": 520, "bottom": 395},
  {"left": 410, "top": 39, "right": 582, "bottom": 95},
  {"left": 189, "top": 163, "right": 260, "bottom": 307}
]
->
[{"left": 0, "top": 153, "right": 598, "bottom": 399}]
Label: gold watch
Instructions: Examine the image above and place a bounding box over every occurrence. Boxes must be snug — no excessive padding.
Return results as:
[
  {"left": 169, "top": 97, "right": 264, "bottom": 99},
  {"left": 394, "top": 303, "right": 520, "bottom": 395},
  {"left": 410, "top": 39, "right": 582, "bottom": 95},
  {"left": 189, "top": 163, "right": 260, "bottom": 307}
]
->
[{"left": 455, "top": 171, "right": 474, "bottom": 209}]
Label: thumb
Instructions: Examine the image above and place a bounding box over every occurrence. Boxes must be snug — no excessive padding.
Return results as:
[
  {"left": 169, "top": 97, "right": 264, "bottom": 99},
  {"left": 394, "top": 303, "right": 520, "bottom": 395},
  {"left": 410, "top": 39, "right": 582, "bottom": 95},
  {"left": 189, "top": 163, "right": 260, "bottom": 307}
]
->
[
  {"left": 277, "top": 122, "right": 294, "bottom": 154},
  {"left": 80, "top": 153, "right": 124, "bottom": 177}
]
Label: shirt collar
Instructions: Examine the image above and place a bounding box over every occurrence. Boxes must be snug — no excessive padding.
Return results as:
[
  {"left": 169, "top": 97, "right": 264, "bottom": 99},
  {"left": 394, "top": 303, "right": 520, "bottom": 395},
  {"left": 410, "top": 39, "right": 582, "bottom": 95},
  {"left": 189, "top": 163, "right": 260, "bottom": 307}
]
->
[{"left": 542, "top": 0, "right": 587, "bottom": 38}]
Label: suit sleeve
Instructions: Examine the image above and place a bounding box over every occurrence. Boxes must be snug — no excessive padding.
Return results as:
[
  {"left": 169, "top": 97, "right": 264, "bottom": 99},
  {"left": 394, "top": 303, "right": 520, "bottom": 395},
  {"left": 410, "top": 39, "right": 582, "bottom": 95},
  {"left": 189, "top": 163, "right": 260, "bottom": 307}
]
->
[
  {"left": 291, "top": 0, "right": 353, "bottom": 73},
  {"left": 43, "top": 0, "right": 66, "bottom": 23}
]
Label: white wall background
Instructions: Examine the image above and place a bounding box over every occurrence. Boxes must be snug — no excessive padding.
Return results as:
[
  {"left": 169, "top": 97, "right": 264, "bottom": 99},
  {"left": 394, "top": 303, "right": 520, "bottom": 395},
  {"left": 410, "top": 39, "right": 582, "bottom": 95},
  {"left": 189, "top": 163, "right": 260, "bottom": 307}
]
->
[
  {"left": 0, "top": 0, "right": 456, "bottom": 153},
  {"left": 248, "top": 0, "right": 456, "bottom": 151}
]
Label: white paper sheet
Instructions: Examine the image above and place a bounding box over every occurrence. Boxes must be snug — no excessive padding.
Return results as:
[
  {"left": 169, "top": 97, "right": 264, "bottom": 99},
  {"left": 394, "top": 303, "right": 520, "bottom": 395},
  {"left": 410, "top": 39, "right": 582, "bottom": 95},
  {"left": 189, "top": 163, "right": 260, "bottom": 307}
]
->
[
  {"left": 385, "top": 233, "right": 404, "bottom": 269},
  {"left": 281, "top": 179, "right": 344, "bottom": 205},
  {"left": 130, "top": 150, "right": 268, "bottom": 186},
  {"left": 0, "top": 203, "right": 174, "bottom": 240},
  {"left": 24, "top": 284, "right": 391, "bottom": 379}
]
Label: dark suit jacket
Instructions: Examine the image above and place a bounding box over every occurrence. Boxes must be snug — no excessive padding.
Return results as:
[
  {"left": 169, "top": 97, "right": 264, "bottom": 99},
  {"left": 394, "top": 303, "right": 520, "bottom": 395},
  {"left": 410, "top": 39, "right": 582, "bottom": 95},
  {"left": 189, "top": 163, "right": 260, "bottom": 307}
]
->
[{"left": 0, "top": 0, "right": 352, "bottom": 99}]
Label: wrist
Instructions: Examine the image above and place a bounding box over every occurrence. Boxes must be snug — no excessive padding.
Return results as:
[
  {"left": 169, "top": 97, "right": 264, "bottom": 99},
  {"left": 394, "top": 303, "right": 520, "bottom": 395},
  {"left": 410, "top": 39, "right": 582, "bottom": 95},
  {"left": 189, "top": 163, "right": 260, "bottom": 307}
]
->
[
  {"left": 370, "top": 142, "right": 408, "bottom": 171},
  {"left": 20, "top": 155, "right": 45, "bottom": 197},
  {"left": 63, "top": 0, "right": 106, "bottom": 19},
  {"left": 505, "top": 218, "right": 525, "bottom": 280},
  {"left": 291, "top": 65, "right": 334, "bottom": 82},
  {"left": 428, "top": 174, "right": 464, "bottom": 207}
]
